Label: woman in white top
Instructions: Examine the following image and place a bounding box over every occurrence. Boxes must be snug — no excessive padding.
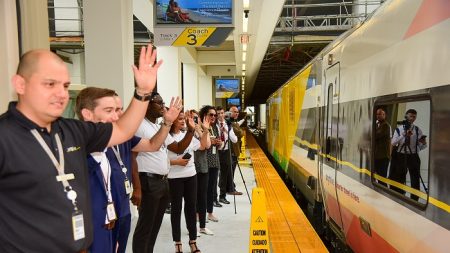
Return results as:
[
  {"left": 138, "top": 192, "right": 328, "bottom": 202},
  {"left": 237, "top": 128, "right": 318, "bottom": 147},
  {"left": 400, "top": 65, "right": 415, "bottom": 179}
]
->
[{"left": 168, "top": 111, "right": 210, "bottom": 253}]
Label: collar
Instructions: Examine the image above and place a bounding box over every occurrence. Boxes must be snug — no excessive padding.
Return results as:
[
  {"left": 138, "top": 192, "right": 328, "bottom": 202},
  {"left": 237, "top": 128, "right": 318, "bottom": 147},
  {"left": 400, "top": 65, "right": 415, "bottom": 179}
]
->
[{"left": 8, "top": 101, "right": 61, "bottom": 134}]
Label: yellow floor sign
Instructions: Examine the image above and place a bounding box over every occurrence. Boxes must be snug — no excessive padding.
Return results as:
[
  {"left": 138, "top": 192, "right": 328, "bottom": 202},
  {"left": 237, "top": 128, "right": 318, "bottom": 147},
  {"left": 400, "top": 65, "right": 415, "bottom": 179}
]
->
[{"left": 249, "top": 188, "right": 270, "bottom": 253}]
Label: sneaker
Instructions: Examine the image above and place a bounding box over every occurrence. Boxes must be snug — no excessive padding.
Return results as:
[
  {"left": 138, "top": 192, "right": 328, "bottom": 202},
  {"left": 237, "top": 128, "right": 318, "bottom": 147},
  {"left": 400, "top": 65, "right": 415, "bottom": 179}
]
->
[
  {"left": 219, "top": 198, "right": 230, "bottom": 204},
  {"left": 199, "top": 227, "right": 214, "bottom": 235},
  {"left": 227, "top": 191, "right": 243, "bottom": 195},
  {"left": 213, "top": 200, "right": 222, "bottom": 207}
]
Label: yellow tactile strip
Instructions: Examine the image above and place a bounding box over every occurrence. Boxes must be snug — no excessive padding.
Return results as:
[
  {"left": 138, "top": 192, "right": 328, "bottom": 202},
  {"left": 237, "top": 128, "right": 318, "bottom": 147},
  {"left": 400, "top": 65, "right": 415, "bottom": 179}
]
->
[{"left": 247, "top": 133, "right": 329, "bottom": 253}]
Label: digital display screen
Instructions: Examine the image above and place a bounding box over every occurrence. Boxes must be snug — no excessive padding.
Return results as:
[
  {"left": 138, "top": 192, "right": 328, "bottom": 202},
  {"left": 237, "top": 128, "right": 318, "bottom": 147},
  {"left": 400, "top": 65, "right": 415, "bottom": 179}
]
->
[
  {"left": 155, "top": 0, "right": 232, "bottom": 25},
  {"left": 215, "top": 78, "right": 239, "bottom": 98},
  {"left": 226, "top": 98, "right": 241, "bottom": 110}
]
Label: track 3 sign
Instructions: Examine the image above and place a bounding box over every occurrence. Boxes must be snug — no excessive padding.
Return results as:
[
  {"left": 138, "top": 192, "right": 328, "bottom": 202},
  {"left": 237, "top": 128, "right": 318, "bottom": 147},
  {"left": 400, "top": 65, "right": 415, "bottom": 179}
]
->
[{"left": 154, "top": 27, "right": 233, "bottom": 47}]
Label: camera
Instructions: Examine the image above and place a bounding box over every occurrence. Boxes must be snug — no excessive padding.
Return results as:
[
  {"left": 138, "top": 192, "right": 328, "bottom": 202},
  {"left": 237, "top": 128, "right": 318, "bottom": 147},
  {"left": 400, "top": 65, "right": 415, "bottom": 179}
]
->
[
  {"left": 224, "top": 111, "right": 232, "bottom": 121},
  {"left": 397, "top": 116, "right": 412, "bottom": 131},
  {"left": 194, "top": 116, "right": 198, "bottom": 124}
]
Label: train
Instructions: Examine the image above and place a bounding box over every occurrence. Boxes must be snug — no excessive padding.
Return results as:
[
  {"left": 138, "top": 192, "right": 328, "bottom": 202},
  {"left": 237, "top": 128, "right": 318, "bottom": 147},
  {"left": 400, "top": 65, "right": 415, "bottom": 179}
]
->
[{"left": 264, "top": 0, "right": 450, "bottom": 252}]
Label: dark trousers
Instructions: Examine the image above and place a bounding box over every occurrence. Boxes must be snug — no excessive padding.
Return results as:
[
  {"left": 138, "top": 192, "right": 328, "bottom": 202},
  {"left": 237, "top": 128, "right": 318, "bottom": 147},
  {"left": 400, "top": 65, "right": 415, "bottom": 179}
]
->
[
  {"left": 207, "top": 167, "right": 219, "bottom": 213},
  {"left": 132, "top": 174, "right": 169, "bottom": 253},
  {"left": 196, "top": 172, "right": 208, "bottom": 228},
  {"left": 374, "top": 158, "right": 390, "bottom": 186},
  {"left": 168, "top": 175, "right": 198, "bottom": 241},
  {"left": 112, "top": 214, "right": 131, "bottom": 253},
  {"left": 218, "top": 151, "right": 233, "bottom": 198},
  {"left": 389, "top": 153, "right": 421, "bottom": 200}
]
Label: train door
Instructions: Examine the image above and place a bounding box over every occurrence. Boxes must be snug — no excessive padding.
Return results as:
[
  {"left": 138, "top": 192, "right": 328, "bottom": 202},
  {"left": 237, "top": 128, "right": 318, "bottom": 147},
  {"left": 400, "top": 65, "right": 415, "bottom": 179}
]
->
[{"left": 319, "top": 62, "right": 345, "bottom": 234}]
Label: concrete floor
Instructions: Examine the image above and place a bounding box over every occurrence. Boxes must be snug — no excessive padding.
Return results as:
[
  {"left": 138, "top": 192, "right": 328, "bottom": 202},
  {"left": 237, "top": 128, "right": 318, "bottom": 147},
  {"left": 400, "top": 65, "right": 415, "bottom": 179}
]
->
[{"left": 125, "top": 162, "right": 256, "bottom": 253}]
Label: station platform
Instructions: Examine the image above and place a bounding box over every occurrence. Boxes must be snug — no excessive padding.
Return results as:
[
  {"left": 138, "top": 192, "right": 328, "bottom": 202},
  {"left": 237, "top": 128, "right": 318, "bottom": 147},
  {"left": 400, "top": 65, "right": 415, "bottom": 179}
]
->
[
  {"left": 125, "top": 131, "right": 327, "bottom": 253},
  {"left": 126, "top": 160, "right": 257, "bottom": 252}
]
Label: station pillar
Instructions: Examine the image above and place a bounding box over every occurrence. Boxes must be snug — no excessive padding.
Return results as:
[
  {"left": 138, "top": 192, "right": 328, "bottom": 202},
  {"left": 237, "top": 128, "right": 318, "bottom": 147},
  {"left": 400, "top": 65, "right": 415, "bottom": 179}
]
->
[
  {"left": 198, "top": 75, "right": 213, "bottom": 107},
  {"left": 83, "top": 0, "right": 135, "bottom": 106},
  {"left": 157, "top": 47, "right": 182, "bottom": 104},
  {"left": 182, "top": 63, "right": 199, "bottom": 110}
]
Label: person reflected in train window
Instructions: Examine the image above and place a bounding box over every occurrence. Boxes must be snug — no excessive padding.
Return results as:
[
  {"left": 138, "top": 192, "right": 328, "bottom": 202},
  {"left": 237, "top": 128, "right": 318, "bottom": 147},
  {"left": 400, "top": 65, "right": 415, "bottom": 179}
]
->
[
  {"left": 374, "top": 108, "right": 392, "bottom": 186},
  {"left": 391, "top": 109, "right": 427, "bottom": 201}
]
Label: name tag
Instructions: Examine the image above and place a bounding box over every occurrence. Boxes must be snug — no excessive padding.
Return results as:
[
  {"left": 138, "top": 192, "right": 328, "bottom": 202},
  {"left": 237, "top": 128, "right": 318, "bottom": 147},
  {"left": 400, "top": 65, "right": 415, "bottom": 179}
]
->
[
  {"left": 56, "top": 173, "right": 75, "bottom": 182},
  {"left": 72, "top": 211, "right": 85, "bottom": 241},
  {"left": 106, "top": 202, "right": 117, "bottom": 222},
  {"left": 124, "top": 179, "right": 132, "bottom": 195}
]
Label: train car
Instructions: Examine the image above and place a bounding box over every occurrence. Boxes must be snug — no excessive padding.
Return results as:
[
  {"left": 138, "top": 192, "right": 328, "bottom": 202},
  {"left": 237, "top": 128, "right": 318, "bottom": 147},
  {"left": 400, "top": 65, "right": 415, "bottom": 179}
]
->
[{"left": 265, "top": 0, "right": 450, "bottom": 252}]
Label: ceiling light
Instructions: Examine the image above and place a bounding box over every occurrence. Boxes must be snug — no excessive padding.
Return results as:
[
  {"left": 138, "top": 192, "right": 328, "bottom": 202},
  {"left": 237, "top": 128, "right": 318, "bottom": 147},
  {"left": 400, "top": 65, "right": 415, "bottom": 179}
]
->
[
  {"left": 242, "top": 44, "right": 247, "bottom": 52},
  {"left": 243, "top": 0, "right": 250, "bottom": 10},
  {"left": 242, "top": 64, "right": 246, "bottom": 71},
  {"left": 242, "top": 17, "right": 248, "bottom": 33},
  {"left": 242, "top": 71, "right": 246, "bottom": 76},
  {"left": 242, "top": 52, "right": 246, "bottom": 61}
]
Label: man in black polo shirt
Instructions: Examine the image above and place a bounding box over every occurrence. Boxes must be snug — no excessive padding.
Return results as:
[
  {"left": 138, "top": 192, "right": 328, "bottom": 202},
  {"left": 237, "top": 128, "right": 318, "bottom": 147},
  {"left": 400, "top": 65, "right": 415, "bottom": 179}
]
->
[{"left": 0, "top": 45, "right": 165, "bottom": 252}]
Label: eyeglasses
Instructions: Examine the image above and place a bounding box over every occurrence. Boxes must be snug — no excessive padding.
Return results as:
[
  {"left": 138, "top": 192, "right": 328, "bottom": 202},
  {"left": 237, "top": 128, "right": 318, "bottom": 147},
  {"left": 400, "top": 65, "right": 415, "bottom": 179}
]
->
[{"left": 208, "top": 113, "right": 217, "bottom": 117}]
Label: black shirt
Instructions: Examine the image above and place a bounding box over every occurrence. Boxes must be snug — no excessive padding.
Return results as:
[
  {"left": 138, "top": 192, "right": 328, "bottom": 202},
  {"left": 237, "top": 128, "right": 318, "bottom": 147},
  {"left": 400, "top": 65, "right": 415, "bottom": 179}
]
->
[{"left": 0, "top": 102, "right": 113, "bottom": 252}]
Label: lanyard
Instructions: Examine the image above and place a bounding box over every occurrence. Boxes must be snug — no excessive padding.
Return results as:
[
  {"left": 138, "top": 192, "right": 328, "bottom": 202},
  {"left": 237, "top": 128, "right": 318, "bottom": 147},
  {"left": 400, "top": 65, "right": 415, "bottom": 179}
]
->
[
  {"left": 111, "top": 146, "right": 129, "bottom": 179},
  {"left": 99, "top": 154, "right": 112, "bottom": 201},
  {"left": 30, "top": 129, "right": 79, "bottom": 210}
]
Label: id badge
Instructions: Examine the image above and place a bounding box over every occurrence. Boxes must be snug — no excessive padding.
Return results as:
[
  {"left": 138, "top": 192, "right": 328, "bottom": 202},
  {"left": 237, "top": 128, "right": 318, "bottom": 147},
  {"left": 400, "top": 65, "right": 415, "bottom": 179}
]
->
[
  {"left": 106, "top": 202, "right": 117, "bottom": 222},
  {"left": 124, "top": 179, "right": 132, "bottom": 195},
  {"left": 72, "top": 211, "right": 85, "bottom": 241},
  {"left": 212, "top": 146, "right": 217, "bottom": 154}
]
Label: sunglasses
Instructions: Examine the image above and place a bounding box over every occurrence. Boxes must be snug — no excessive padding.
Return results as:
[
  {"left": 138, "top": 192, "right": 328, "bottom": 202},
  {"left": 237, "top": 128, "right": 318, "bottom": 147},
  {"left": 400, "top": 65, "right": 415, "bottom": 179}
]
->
[{"left": 208, "top": 113, "right": 217, "bottom": 117}]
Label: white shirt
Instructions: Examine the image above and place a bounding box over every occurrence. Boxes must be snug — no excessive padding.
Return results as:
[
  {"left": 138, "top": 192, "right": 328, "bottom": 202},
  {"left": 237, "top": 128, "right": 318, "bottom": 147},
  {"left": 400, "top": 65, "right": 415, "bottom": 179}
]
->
[
  {"left": 391, "top": 125, "right": 427, "bottom": 154},
  {"left": 135, "top": 119, "right": 175, "bottom": 175},
  {"left": 168, "top": 131, "right": 200, "bottom": 179},
  {"left": 217, "top": 120, "right": 237, "bottom": 150}
]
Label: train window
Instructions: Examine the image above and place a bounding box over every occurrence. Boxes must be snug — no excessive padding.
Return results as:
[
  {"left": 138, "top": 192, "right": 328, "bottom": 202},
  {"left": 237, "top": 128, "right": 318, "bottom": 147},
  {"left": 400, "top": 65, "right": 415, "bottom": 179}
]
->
[{"left": 372, "top": 100, "right": 430, "bottom": 206}]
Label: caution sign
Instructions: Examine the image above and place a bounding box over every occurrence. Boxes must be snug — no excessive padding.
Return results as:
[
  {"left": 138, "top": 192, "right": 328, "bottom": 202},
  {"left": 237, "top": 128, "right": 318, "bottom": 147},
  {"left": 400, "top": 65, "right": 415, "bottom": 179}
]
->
[
  {"left": 249, "top": 188, "right": 270, "bottom": 253},
  {"left": 154, "top": 27, "right": 233, "bottom": 47}
]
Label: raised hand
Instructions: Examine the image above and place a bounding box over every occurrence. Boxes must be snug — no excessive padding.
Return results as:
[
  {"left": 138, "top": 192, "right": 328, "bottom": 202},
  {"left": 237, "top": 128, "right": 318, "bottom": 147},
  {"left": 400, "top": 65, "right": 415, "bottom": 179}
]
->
[
  {"left": 132, "top": 44, "right": 163, "bottom": 94},
  {"left": 164, "top": 97, "right": 182, "bottom": 123},
  {"left": 184, "top": 110, "right": 195, "bottom": 131},
  {"left": 200, "top": 115, "right": 211, "bottom": 130}
]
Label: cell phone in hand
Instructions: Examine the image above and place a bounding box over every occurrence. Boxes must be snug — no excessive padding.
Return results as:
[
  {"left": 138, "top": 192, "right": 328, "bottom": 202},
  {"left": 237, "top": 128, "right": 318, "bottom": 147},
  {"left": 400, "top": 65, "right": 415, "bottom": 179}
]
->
[
  {"left": 420, "top": 135, "right": 427, "bottom": 140},
  {"left": 194, "top": 116, "right": 198, "bottom": 124},
  {"left": 182, "top": 153, "right": 192, "bottom": 159}
]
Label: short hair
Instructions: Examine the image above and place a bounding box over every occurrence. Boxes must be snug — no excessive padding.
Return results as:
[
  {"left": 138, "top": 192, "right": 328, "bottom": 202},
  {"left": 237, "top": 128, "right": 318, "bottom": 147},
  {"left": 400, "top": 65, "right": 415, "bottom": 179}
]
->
[
  {"left": 229, "top": 105, "right": 239, "bottom": 112},
  {"left": 190, "top": 109, "right": 198, "bottom": 115},
  {"left": 406, "top": 109, "right": 417, "bottom": 115},
  {"left": 75, "top": 87, "right": 116, "bottom": 120},
  {"left": 16, "top": 50, "right": 63, "bottom": 79},
  {"left": 215, "top": 106, "right": 224, "bottom": 112}
]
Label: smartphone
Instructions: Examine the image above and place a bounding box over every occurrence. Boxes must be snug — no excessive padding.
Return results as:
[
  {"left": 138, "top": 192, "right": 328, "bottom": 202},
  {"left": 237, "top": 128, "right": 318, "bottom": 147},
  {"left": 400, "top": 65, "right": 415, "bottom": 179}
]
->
[
  {"left": 194, "top": 116, "right": 198, "bottom": 124},
  {"left": 182, "top": 153, "right": 192, "bottom": 159}
]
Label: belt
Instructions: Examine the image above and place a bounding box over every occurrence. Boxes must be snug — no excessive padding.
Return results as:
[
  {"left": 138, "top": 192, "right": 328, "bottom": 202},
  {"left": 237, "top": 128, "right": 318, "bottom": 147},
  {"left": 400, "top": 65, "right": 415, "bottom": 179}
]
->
[{"left": 139, "top": 172, "right": 168, "bottom": 180}]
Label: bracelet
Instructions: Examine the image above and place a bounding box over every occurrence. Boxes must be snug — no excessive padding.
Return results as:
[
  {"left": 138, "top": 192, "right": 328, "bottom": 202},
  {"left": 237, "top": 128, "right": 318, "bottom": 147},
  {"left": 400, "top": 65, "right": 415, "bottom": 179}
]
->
[
  {"left": 133, "top": 89, "right": 153, "bottom": 101},
  {"left": 161, "top": 120, "right": 173, "bottom": 127}
]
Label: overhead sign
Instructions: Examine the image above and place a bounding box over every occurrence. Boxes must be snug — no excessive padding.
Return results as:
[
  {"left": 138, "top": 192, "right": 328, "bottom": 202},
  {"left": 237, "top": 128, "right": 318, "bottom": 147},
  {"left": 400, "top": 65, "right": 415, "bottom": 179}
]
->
[
  {"left": 249, "top": 188, "right": 270, "bottom": 253},
  {"left": 154, "top": 27, "right": 233, "bottom": 47}
]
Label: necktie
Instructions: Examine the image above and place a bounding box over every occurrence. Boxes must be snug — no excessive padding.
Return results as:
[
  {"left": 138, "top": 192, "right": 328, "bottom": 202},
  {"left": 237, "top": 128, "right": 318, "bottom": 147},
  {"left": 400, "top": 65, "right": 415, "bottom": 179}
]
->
[{"left": 220, "top": 122, "right": 225, "bottom": 141}]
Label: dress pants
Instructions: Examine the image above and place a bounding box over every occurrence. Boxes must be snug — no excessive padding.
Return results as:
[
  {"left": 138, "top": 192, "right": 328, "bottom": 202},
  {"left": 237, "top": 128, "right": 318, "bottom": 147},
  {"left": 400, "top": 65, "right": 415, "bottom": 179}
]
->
[
  {"left": 374, "top": 158, "right": 390, "bottom": 186},
  {"left": 112, "top": 214, "right": 131, "bottom": 253},
  {"left": 196, "top": 172, "right": 208, "bottom": 228},
  {"left": 207, "top": 167, "right": 219, "bottom": 213},
  {"left": 132, "top": 174, "right": 169, "bottom": 253},
  {"left": 218, "top": 150, "right": 233, "bottom": 198}
]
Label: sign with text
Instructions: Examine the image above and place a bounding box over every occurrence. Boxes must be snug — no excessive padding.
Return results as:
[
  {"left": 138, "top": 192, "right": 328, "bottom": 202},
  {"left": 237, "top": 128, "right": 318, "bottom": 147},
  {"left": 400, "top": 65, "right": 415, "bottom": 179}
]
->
[
  {"left": 154, "top": 27, "right": 233, "bottom": 47},
  {"left": 249, "top": 188, "right": 270, "bottom": 253}
]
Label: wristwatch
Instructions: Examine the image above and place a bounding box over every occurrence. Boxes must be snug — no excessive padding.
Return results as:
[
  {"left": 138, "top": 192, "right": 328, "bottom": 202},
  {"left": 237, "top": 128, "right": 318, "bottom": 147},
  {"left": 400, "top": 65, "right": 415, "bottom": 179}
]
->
[
  {"left": 160, "top": 120, "right": 173, "bottom": 127},
  {"left": 133, "top": 89, "right": 153, "bottom": 101}
]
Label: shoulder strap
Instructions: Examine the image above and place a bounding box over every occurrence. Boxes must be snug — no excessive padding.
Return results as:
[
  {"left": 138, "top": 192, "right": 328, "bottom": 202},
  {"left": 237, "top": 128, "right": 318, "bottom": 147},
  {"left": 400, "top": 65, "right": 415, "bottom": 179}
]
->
[{"left": 395, "top": 127, "right": 400, "bottom": 136}]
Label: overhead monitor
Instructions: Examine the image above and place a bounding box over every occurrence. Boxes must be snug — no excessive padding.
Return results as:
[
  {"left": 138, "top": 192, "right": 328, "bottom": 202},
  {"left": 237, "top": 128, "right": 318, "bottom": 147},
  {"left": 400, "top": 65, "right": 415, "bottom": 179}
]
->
[
  {"left": 155, "top": 0, "right": 233, "bottom": 26},
  {"left": 226, "top": 98, "right": 241, "bottom": 110},
  {"left": 215, "top": 78, "right": 239, "bottom": 98}
]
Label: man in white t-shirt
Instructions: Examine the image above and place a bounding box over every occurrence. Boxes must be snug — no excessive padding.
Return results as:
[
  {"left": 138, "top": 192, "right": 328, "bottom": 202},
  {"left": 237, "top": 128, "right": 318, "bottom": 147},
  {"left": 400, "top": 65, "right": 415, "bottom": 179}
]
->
[{"left": 132, "top": 93, "right": 195, "bottom": 253}]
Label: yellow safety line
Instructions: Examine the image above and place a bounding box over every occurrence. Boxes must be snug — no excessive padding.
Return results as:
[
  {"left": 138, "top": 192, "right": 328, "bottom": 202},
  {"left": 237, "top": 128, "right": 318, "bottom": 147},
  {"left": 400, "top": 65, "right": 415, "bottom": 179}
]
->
[{"left": 293, "top": 137, "right": 450, "bottom": 213}]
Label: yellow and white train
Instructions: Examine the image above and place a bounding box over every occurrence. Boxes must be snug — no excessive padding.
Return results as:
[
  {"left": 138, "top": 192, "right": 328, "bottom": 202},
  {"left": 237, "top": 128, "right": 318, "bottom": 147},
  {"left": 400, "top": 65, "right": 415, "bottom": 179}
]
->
[{"left": 265, "top": 0, "right": 450, "bottom": 252}]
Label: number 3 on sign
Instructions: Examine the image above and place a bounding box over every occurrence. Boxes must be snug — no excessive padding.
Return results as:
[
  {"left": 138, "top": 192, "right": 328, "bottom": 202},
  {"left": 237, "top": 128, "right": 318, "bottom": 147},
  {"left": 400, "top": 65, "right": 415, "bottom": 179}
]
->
[{"left": 187, "top": 34, "right": 197, "bottom": 45}]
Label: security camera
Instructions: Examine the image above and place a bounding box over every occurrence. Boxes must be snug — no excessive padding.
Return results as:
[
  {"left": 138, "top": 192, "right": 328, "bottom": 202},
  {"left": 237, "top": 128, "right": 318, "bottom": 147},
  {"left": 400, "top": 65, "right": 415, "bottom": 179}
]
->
[{"left": 244, "top": 10, "right": 249, "bottom": 18}]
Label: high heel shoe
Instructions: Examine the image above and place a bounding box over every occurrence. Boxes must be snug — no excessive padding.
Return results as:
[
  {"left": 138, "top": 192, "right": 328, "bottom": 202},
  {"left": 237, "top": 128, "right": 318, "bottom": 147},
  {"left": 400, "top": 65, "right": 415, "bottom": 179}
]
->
[
  {"left": 175, "top": 242, "right": 183, "bottom": 253},
  {"left": 189, "top": 240, "right": 201, "bottom": 253}
]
